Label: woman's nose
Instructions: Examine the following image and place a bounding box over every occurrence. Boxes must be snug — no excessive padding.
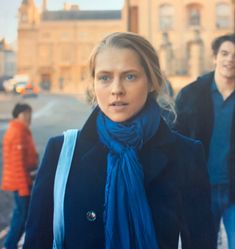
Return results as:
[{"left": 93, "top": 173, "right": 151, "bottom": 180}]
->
[{"left": 111, "top": 79, "right": 125, "bottom": 96}]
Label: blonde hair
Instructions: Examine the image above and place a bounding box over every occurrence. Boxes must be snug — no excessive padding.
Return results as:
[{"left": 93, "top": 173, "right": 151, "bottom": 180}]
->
[{"left": 88, "top": 32, "right": 176, "bottom": 123}]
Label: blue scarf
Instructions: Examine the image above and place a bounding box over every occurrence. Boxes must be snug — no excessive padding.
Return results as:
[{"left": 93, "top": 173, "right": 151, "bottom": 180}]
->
[{"left": 97, "top": 97, "right": 160, "bottom": 249}]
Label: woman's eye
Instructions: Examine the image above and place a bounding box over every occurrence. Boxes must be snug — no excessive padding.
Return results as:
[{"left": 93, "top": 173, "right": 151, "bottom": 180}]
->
[
  {"left": 98, "top": 75, "right": 110, "bottom": 81},
  {"left": 125, "top": 74, "right": 136, "bottom": 81}
]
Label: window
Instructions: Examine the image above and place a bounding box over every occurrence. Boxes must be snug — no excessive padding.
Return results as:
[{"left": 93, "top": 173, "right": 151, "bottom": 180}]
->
[
  {"left": 216, "top": 3, "right": 230, "bottom": 28},
  {"left": 159, "top": 4, "right": 174, "bottom": 30},
  {"left": 187, "top": 4, "right": 201, "bottom": 27}
]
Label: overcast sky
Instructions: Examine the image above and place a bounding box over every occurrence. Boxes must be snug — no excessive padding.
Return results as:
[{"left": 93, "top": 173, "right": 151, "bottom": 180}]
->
[{"left": 0, "top": 0, "right": 124, "bottom": 43}]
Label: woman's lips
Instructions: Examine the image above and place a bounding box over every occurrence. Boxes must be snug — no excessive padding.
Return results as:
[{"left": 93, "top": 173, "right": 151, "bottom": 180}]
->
[
  {"left": 109, "top": 101, "right": 128, "bottom": 110},
  {"left": 110, "top": 101, "right": 128, "bottom": 106}
]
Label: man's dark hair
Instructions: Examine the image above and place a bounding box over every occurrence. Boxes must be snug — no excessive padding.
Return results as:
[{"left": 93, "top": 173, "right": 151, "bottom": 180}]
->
[
  {"left": 12, "top": 103, "right": 32, "bottom": 118},
  {"left": 211, "top": 33, "right": 235, "bottom": 56}
]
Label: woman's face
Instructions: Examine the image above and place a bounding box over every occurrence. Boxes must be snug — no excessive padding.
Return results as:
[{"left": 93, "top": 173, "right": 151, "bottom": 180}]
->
[{"left": 94, "top": 47, "right": 151, "bottom": 122}]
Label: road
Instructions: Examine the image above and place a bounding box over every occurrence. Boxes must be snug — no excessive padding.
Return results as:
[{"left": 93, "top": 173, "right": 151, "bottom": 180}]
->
[{"left": 0, "top": 92, "right": 228, "bottom": 248}]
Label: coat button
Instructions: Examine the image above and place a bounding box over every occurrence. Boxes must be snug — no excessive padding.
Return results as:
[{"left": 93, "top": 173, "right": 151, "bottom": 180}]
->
[{"left": 86, "top": 211, "right": 96, "bottom": 221}]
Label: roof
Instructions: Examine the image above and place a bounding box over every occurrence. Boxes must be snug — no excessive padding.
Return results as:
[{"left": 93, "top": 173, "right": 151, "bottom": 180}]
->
[{"left": 41, "top": 10, "right": 121, "bottom": 21}]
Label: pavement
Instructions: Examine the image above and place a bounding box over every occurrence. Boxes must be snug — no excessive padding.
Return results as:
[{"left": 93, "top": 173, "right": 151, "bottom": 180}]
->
[{"left": 0, "top": 91, "right": 86, "bottom": 122}]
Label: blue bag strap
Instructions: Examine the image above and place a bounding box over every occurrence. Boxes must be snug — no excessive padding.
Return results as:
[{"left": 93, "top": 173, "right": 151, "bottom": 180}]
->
[{"left": 53, "top": 129, "right": 79, "bottom": 249}]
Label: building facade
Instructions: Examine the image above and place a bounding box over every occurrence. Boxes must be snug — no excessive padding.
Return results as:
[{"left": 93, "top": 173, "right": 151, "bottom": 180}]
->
[
  {"left": 17, "top": 0, "right": 127, "bottom": 90},
  {"left": 0, "top": 39, "right": 16, "bottom": 78},
  {"left": 17, "top": 0, "right": 234, "bottom": 90},
  {"left": 128, "top": 0, "right": 234, "bottom": 79}
]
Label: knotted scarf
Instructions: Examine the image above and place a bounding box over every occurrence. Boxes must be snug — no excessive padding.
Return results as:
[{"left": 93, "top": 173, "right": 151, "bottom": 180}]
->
[{"left": 97, "top": 97, "right": 160, "bottom": 249}]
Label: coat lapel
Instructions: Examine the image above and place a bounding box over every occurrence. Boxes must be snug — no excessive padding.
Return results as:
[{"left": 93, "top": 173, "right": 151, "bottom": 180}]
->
[
  {"left": 75, "top": 107, "right": 101, "bottom": 161},
  {"left": 141, "top": 120, "right": 176, "bottom": 185}
]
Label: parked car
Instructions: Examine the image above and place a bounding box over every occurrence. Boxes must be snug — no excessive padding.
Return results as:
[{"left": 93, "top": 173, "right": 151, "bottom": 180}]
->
[
  {"left": 14, "top": 81, "right": 28, "bottom": 94},
  {"left": 3, "top": 74, "right": 30, "bottom": 93},
  {"left": 20, "top": 82, "right": 39, "bottom": 97},
  {"left": 13, "top": 81, "right": 38, "bottom": 97}
]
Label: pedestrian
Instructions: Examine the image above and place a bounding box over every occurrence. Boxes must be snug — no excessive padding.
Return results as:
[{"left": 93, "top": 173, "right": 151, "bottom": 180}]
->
[
  {"left": 23, "top": 32, "right": 215, "bottom": 249},
  {"left": 174, "top": 33, "right": 235, "bottom": 249},
  {"left": 1, "top": 103, "right": 38, "bottom": 249}
]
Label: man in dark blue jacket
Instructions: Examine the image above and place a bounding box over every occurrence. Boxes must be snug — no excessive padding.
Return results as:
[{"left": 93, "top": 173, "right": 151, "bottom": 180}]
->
[{"left": 175, "top": 33, "right": 235, "bottom": 249}]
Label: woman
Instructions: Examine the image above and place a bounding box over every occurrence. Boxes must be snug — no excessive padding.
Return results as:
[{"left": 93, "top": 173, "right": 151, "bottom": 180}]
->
[{"left": 23, "top": 32, "right": 215, "bottom": 249}]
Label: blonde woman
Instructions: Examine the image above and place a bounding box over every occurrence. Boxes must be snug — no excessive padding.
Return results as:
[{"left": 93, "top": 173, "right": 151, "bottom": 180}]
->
[{"left": 23, "top": 32, "right": 215, "bottom": 249}]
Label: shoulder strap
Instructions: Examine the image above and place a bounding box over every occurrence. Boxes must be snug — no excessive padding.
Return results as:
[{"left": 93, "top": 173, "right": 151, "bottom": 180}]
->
[{"left": 53, "top": 129, "right": 79, "bottom": 249}]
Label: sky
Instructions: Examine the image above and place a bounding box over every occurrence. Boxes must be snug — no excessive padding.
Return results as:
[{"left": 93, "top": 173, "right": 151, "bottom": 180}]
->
[{"left": 0, "top": 0, "right": 125, "bottom": 44}]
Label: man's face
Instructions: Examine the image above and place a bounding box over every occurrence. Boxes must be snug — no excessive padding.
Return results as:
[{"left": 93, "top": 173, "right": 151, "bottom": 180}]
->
[
  {"left": 214, "top": 41, "right": 235, "bottom": 80},
  {"left": 19, "top": 110, "right": 32, "bottom": 127}
]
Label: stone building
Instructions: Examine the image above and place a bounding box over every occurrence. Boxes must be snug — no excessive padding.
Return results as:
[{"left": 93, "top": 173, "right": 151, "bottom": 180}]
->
[
  {"left": 127, "top": 0, "right": 234, "bottom": 79},
  {"left": 17, "top": 0, "right": 127, "bottom": 90},
  {"left": 17, "top": 0, "right": 234, "bottom": 90},
  {"left": 0, "top": 39, "right": 16, "bottom": 78}
]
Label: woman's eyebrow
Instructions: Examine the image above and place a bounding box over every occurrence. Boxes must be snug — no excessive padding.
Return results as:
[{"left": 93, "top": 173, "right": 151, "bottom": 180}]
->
[{"left": 95, "top": 70, "right": 111, "bottom": 75}]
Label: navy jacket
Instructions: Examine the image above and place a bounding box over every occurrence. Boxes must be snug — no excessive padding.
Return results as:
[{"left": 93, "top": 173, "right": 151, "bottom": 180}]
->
[
  {"left": 174, "top": 71, "right": 235, "bottom": 203},
  {"left": 23, "top": 108, "right": 215, "bottom": 249}
]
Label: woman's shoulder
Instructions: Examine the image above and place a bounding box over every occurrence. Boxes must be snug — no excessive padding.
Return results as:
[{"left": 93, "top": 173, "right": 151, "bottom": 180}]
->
[
  {"left": 46, "top": 133, "right": 64, "bottom": 147},
  {"left": 169, "top": 130, "right": 205, "bottom": 164},
  {"left": 47, "top": 134, "right": 64, "bottom": 147},
  {"left": 171, "top": 131, "right": 207, "bottom": 179},
  {"left": 43, "top": 130, "right": 81, "bottom": 161},
  {"left": 40, "top": 135, "right": 64, "bottom": 164},
  {"left": 156, "top": 119, "right": 203, "bottom": 152},
  {"left": 173, "top": 130, "right": 202, "bottom": 147}
]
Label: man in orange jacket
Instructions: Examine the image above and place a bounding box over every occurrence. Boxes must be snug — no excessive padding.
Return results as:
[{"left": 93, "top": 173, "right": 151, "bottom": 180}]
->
[{"left": 1, "top": 103, "right": 38, "bottom": 249}]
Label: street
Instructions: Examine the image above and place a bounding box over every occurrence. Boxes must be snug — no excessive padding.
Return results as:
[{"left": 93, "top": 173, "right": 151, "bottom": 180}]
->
[{"left": 0, "top": 92, "right": 228, "bottom": 248}]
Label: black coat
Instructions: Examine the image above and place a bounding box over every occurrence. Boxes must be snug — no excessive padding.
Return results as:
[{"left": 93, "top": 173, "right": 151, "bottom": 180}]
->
[
  {"left": 23, "top": 108, "right": 216, "bottom": 249},
  {"left": 174, "top": 71, "right": 235, "bottom": 203}
]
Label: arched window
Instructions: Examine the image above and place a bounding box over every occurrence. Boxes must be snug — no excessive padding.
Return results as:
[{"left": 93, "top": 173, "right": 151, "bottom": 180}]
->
[
  {"left": 186, "top": 4, "right": 202, "bottom": 27},
  {"left": 216, "top": 3, "right": 230, "bottom": 28},
  {"left": 159, "top": 4, "right": 174, "bottom": 30}
]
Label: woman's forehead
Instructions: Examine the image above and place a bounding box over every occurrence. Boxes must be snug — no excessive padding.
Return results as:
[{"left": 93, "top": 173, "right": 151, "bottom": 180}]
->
[{"left": 95, "top": 47, "right": 142, "bottom": 70}]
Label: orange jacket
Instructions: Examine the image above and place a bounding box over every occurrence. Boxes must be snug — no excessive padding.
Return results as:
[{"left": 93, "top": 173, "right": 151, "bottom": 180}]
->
[{"left": 1, "top": 119, "right": 38, "bottom": 196}]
